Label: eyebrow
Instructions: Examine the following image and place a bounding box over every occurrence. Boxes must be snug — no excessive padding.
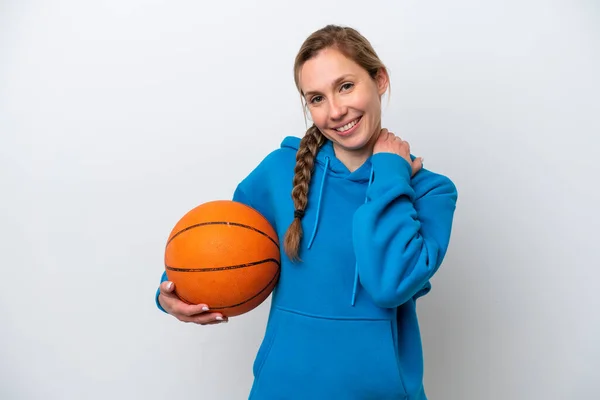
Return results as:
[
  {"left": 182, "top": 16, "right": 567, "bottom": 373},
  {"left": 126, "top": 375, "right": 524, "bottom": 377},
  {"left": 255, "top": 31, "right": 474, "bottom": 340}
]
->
[{"left": 302, "top": 74, "right": 355, "bottom": 98}]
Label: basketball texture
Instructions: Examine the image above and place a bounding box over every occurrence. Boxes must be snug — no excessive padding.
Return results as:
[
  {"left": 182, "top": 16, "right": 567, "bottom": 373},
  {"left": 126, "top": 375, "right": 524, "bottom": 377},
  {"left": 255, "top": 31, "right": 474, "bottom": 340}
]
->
[{"left": 164, "top": 200, "right": 280, "bottom": 317}]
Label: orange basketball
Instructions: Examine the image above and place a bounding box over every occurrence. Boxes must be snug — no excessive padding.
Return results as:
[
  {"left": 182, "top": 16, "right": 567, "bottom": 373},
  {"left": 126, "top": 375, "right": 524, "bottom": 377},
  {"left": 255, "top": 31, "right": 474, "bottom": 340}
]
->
[{"left": 164, "top": 200, "right": 280, "bottom": 317}]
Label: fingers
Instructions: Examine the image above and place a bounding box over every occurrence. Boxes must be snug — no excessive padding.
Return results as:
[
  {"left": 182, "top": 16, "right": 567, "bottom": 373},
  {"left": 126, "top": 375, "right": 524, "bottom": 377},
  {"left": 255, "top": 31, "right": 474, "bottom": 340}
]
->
[
  {"left": 172, "top": 302, "right": 229, "bottom": 325},
  {"left": 390, "top": 133, "right": 409, "bottom": 149},
  {"left": 178, "top": 302, "right": 211, "bottom": 317},
  {"left": 380, "top": 130, "right": 410, "bottom": 152},
  {"left": 197, "top": 314, "right": 229, "bottom": 325},
  {"left": 169, "top": 295, "right": 212, "bottom": 318},
  {"left": 159, "top": 280, "right": 177, "bottom": 297},
  {"left": 380, "top": 129, "right": 405, "bottom": 144},
  {"left": 375, "top": 129, "right": 422, "bottom": 175},
  {"left": 178, "top": 312, "right": 229, "bottom": 325},
  {"left": 159, "top": 280, "right": 228, "bottom": 324},
  {"left": 376, "top": 128, "right": 389, "bottom": 143},
  {"left": 411, "top": 157, "right": 424, "bottom": 177},
  {"left": 159, "top": 281, "right": 205, "bottom": 314}
]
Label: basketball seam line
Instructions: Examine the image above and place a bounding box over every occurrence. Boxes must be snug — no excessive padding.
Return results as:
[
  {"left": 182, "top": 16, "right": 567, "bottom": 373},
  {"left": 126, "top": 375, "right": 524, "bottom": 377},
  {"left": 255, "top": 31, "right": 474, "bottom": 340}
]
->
[
  {"left": 167, "top": 221, "right": 279, "bottom": 249},
  {"left": 165, "top": 257, "right": 281, "bottom": 272},
  {"left": 209, "top": 268, "right": 280, "bottom": 310},
  {"left": 174, "top": 268, "right": 281, "bottom": 310}
]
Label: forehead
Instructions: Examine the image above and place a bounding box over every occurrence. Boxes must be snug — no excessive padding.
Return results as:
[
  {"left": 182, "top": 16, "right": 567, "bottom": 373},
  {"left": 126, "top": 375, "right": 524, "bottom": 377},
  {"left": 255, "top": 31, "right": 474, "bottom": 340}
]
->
[{"left": 299, "top": 48, "right": 366, "bottom": 93}]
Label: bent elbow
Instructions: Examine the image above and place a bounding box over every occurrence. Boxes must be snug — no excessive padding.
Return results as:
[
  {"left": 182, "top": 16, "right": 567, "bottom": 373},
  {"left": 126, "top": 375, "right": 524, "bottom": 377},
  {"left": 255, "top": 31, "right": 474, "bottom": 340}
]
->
[{"left": 363, "top": 284, "right": 410, "bottom": 309}]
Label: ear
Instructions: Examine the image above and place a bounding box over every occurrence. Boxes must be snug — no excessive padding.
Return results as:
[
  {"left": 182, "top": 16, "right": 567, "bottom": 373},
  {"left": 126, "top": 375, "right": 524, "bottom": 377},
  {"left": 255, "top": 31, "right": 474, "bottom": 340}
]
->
[{"left": 375, "top": 67, "right": 389, "bottom": 96}]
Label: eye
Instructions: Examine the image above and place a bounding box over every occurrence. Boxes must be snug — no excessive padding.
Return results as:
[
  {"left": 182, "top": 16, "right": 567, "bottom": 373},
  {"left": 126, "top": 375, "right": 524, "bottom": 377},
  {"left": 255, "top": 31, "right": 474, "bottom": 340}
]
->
[
  {"left": 310, "top": 95, "right": 323, "bottom": 104},
  {"left": 340, "top": 82, "right": 354, "bottom": 91}
]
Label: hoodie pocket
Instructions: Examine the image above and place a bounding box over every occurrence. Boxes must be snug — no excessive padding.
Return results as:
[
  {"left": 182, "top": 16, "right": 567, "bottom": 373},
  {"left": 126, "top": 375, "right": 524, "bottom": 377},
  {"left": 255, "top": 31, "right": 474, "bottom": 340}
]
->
[{"left": 250, "top": 307, "right": 407, "bottom": 400}]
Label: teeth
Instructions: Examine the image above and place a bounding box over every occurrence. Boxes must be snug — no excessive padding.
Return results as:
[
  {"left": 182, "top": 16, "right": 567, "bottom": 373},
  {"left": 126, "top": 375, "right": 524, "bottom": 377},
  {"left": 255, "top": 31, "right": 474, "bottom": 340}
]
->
[{"left": 335, "top": 118, "right": 359, "bottom": 132}]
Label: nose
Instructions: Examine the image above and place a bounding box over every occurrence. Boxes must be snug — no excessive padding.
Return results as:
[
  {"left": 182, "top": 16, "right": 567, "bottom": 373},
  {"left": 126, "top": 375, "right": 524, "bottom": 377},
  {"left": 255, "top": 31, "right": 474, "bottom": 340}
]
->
[{"left": 329, "top": 97, "right": 348, "bottom": 121}]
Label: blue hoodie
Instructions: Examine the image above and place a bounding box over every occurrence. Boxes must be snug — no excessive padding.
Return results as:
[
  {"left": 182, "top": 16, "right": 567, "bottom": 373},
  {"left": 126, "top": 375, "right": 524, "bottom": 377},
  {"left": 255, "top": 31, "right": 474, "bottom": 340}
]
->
[{"left": 156, "top": 136, "right": 458, "bottom": 400}]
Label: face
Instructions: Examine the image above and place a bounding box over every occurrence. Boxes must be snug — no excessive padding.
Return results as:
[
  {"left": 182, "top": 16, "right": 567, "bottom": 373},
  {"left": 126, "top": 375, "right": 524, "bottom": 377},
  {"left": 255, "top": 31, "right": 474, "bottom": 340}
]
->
[{"left": 298, "top": 47, "right": 388, "bottom": 168}]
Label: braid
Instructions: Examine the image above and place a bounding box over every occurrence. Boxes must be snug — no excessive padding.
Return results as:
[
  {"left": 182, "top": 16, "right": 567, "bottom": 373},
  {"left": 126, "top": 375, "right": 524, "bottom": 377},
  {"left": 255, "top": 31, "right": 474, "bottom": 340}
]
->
[{"left": 283, "top": 125, "right": 325, "bottom": 261}]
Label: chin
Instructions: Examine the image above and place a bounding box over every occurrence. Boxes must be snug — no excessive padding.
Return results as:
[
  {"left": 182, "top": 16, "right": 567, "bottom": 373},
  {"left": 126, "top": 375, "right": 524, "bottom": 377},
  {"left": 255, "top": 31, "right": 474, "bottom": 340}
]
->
[
  {"left": 330, "top": 128, "right": 375, "bottom": 151},
  {"left": 336, "top": 137, "right": 369, "bottom": 150}
]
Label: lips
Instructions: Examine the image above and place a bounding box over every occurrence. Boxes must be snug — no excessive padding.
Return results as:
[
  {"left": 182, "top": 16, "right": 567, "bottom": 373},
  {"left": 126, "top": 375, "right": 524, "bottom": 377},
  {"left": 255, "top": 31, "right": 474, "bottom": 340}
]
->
[{"left": 333, "top": 116, "right": 362, "bottom": 136}]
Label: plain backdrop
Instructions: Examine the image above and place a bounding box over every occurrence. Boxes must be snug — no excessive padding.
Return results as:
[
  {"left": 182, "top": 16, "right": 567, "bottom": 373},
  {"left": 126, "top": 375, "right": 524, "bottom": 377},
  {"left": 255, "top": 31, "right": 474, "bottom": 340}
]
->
[{"left": 1, "top": 0, "right": 599, "bottom": 399}]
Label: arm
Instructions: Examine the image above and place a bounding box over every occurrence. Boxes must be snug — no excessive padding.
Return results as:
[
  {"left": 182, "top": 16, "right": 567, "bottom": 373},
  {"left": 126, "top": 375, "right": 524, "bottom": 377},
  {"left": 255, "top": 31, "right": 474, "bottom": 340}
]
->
[
  {"left": 353, "top": 152, "right": 458, "bottom": 308},
  {"left": 155, "top": 271, "right": 170, "bottom": 312}
]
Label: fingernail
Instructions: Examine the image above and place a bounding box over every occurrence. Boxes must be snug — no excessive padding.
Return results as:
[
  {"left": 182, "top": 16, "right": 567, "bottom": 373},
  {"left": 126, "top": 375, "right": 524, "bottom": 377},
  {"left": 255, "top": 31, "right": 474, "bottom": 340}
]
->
[
  {"left": 167, "top": 281, "right": 173, "bottom": 290},
  {"left": 216, "top": 316, "right": 224, "bottom": 321},
  {"left": 202, "top": 306, "right": 209, "bottom": 311}
]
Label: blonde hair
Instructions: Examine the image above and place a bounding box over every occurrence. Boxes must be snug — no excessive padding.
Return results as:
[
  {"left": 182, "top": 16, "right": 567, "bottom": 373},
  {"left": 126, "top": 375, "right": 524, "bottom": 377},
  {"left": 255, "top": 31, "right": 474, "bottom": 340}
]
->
[{"left": 283, "top": 24, "right": 388, "bottom": 261}]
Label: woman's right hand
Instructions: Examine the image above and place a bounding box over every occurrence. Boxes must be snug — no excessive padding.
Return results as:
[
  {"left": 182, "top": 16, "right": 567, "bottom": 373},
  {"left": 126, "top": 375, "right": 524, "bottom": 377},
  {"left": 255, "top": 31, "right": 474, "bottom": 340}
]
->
[{"left": 158, "top": 281, "right": 228, "bottom": 325}]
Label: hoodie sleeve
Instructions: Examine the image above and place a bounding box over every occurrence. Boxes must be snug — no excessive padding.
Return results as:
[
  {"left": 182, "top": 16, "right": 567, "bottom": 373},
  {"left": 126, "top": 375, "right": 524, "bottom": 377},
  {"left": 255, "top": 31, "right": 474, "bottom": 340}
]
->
[{"left": 352, "top": 152, "right": 458, "bottom": 308}]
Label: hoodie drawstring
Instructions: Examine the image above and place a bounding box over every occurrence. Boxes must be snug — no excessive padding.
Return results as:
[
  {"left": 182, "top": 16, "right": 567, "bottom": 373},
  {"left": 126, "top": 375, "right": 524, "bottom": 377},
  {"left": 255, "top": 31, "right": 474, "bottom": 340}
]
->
[
  {"left": 302, "top": 155, "right": 372, "bottom": 307},
  {"left": 307, "top": 156, "right": 330, "bottom": 249},
  {"left": 350, "top": 165, "right": 375, "bottom": 306}
]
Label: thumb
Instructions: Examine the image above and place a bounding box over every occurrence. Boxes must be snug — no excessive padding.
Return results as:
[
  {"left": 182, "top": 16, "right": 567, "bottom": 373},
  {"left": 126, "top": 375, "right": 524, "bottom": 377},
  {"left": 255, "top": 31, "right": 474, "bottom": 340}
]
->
[
  {"left": 411, "top": 157, "right": 424, "bottom": 176},
  {"left": 160, "top": 280, "right": 176, "bottom": 295}
]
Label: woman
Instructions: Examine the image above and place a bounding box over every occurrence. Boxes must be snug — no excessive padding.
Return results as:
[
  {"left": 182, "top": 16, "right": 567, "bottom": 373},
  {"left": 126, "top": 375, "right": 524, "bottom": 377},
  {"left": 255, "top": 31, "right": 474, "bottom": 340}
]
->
[{"left": 156, "top": 24, "right": 458, "bottom": 400}]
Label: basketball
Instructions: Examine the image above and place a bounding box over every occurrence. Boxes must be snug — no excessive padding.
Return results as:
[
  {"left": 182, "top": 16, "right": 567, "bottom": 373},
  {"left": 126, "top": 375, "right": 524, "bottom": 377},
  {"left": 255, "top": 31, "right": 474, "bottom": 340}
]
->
[{"left": 164, "top": 200, "right": 280, "bottom": 317}]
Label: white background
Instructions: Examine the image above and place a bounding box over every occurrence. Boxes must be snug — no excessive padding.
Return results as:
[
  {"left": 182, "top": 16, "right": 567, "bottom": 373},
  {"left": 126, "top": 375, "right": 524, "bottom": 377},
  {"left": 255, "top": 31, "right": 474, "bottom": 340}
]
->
[{"left": 1, "top": 1, "right": 599, "bottom": 399}]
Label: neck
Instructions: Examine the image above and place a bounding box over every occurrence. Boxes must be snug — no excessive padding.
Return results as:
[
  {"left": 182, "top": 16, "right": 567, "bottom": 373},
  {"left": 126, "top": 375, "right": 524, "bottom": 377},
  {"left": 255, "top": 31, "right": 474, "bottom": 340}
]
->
[{"left": 333, "top": 145, "right": 372, "bottom": 172}]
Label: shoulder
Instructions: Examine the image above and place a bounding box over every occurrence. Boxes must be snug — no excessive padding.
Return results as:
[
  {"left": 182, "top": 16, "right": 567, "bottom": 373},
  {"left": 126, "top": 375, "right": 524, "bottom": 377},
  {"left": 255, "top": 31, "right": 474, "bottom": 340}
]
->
[
  {"left": 265, "top": 136, "right": 300, "bottom": 164},
  {"left": 411, "top": 166, "right": 458, "bottom": 201},
  {"left": 236, "top": 136, "right": 299, "bottom": 193},
  {"left": 248, "top": 136, "right": 300, "bottom": 177},
  {"left": 234, "top": 136, "right": 300, "bottom": 228}
]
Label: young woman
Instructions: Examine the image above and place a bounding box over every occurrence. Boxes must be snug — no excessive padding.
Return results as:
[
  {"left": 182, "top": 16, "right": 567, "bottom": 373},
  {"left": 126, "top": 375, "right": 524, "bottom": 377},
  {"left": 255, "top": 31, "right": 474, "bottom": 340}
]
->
[{"left": 156, "top": 24, "right": 458, "bottom": 400}]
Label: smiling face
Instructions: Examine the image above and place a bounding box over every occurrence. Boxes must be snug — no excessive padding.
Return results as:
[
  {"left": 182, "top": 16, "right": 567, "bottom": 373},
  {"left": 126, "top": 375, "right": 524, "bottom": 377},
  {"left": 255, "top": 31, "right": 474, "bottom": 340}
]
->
[{"left": 298, "top": 47, "right": 389, "bottom": 170}]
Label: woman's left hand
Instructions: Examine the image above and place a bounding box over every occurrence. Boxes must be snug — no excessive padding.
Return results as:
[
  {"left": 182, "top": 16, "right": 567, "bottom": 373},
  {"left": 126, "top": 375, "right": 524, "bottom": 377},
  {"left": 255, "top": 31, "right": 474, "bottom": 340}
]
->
[{"left": 373, "top": 128, "right": 423, "bottom": 177}]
